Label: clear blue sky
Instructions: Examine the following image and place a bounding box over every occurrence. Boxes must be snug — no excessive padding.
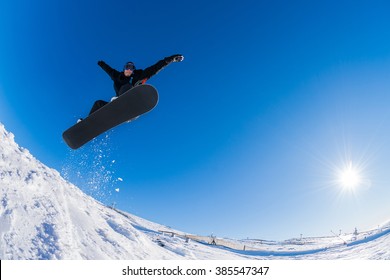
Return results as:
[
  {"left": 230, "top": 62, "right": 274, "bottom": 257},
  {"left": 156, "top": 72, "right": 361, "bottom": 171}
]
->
[{"left": 2, "top": 0, "right": 390, "bottom": 240}]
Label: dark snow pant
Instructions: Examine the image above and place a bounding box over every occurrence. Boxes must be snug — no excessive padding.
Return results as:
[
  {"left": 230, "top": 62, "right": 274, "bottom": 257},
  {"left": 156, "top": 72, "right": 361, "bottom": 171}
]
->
[
  {"left": 89, "top": 100, "right": 108, "bottom": 115},
  {"left": 88, "top": 84, "right": 133, "bottom": 115}
]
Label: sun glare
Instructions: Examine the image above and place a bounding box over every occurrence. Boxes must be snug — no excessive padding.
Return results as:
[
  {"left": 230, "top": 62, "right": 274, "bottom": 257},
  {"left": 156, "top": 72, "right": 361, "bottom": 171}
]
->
[{"left": 337, "top": 161, "right": 362, "bottom": 190}]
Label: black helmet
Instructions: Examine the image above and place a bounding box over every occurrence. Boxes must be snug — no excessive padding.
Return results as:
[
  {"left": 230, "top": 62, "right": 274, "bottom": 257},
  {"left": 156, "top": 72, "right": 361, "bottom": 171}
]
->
[{"left": 123, "top": 61, "right": 136, "bottom": 71}]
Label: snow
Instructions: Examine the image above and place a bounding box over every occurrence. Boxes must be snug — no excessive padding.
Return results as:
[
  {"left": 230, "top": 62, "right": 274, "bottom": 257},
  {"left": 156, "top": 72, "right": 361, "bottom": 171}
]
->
[{"left": 0, "top": 122, "right": 389, "bottom": 260}]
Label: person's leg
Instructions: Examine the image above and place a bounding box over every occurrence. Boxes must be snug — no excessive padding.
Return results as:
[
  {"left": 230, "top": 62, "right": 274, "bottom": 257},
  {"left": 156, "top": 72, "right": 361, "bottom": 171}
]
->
[
  {"left": 118, "top": 84, "right": 132, "bottom": 96},
  {"left": 89, "top": 100, "right": 108, "bottom": 115}
]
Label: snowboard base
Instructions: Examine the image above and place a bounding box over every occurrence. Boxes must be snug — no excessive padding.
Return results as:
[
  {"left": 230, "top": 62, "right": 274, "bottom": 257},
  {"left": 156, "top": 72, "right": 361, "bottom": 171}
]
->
[{"left": 63, "top": 84, "right": 158, "bottom": 149}]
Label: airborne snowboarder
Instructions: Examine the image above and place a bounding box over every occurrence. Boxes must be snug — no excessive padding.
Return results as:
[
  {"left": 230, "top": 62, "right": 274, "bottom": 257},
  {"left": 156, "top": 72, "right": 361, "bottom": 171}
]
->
[
  {"left": 63, "top": 54, "right": 184, "bottom": 149},
  {"left": 85, "top": 54, "right": 184, "bottom": 118}
]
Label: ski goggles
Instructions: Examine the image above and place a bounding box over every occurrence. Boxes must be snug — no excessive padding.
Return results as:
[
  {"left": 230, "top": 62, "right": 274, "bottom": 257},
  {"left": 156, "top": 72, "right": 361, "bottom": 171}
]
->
[{"left": 124, "top": 63, "right": 135, "bottom": 71}]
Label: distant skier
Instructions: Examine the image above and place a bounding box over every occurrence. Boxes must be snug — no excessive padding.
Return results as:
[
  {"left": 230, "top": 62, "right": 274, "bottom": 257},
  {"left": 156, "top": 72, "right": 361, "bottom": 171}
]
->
[{"left": 81, "top": 54, "right": 184, "bottom": 120}]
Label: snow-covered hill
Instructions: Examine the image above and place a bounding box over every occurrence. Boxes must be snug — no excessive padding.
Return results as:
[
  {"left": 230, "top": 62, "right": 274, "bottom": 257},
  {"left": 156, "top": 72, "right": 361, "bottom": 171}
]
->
[{"left": 1, "top": 122, "right": 389, "bottom": 260}]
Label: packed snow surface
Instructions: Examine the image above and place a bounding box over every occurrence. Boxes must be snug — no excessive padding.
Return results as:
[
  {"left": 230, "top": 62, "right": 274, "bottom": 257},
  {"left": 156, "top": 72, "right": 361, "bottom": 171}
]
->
[{"left": 1, "top": 123, "right": 389, "bottom": 259}]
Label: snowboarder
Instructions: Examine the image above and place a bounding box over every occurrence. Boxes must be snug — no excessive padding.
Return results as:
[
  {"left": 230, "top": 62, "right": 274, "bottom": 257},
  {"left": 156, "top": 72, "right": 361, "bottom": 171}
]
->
[{"left": 82, "top": 54, "right": 184, "bottom": 120}]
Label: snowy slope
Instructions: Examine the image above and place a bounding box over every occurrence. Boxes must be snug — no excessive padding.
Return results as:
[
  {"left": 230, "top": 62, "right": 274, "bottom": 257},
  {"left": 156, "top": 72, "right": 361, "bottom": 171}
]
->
[
  {"left": 0, "top": 123, "right": 251, "bottom": 260},
  {"left": 0, "top": 124, "right": 178, "bottom": 259},
  {"left": 0, "top": 122, "right": 389, "bottom": 260}
]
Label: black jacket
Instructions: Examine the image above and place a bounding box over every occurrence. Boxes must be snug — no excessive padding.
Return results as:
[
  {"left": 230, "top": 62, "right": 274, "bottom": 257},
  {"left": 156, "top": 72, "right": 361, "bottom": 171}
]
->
[{"left": 98, "top": 58, "right": 169, "bottom": 96}]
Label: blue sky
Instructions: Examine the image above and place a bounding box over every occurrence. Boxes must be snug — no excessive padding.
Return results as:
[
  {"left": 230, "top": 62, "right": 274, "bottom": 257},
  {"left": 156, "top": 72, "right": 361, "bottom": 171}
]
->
[{"left": 2, "top": 0, "right": 390, "bottom": 240}]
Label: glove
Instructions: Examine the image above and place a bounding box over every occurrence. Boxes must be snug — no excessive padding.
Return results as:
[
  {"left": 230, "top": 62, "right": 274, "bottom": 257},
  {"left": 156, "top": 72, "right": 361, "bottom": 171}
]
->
[
  {"left": 165, "top": 54, "right": 184, "bottom": 64},
  {"left": 173, "top": 55, "right": 184, "bottom": 62}
]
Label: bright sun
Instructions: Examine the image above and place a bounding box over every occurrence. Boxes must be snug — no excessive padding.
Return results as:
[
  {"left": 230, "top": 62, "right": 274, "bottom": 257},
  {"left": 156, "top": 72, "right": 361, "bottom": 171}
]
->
[{"left": 338, "top": 161, "right": 362, "bottom": 189}]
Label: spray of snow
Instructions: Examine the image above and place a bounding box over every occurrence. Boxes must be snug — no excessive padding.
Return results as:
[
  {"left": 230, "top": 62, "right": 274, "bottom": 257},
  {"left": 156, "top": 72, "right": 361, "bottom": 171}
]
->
[{"left": 61, "top": 131, "right": 120, "bottom": 204}]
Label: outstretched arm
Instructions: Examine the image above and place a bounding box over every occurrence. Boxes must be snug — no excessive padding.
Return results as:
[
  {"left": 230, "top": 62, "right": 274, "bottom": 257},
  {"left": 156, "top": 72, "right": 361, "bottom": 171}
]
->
[
  {"left": 140, "top": 54, "right": 184, "bottom": 80},
  {"left": 97, "top": 60, "right": 119, "bottom": 80}
]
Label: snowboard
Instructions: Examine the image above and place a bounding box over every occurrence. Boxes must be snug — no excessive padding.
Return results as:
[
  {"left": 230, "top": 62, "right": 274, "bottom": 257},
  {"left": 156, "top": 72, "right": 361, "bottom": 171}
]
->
[{"left": 63, "top": 84, "right": 158, "bottom": 150}]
